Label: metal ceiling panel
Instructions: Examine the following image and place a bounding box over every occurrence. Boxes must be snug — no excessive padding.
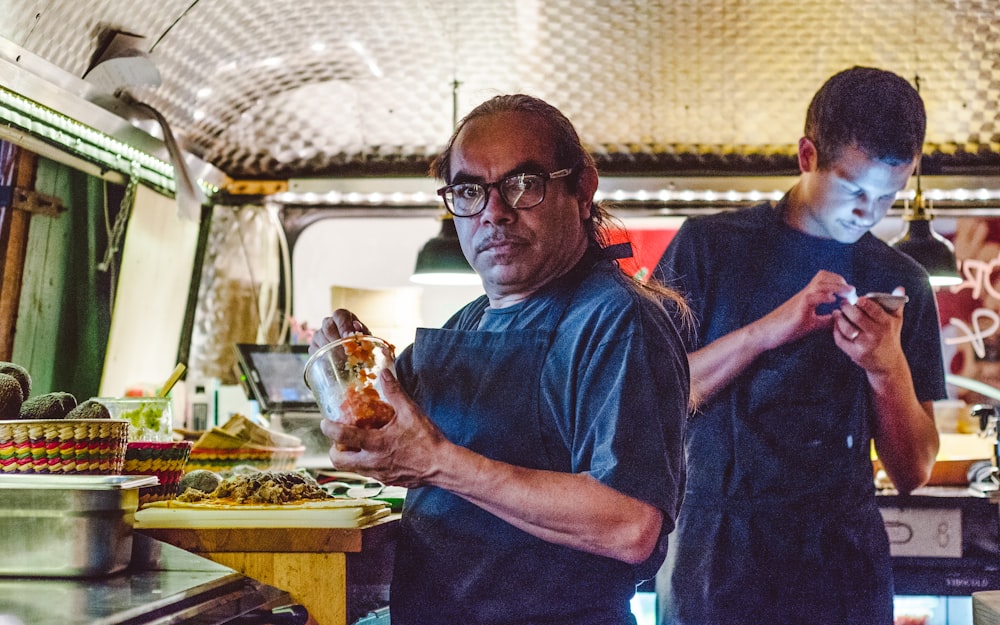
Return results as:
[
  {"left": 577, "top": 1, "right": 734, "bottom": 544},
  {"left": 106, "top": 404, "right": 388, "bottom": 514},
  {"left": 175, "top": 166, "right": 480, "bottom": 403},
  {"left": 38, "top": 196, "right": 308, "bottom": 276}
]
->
[{"left": 0, "top": 0, "right": 997, "bottom": 180}]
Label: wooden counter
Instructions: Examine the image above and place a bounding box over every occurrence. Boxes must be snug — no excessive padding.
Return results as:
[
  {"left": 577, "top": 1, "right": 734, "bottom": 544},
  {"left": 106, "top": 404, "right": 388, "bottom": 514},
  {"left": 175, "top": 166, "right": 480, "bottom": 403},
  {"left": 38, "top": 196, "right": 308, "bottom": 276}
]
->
[{"left": 140, "top": 514, "right": 399, "bottom": 625}]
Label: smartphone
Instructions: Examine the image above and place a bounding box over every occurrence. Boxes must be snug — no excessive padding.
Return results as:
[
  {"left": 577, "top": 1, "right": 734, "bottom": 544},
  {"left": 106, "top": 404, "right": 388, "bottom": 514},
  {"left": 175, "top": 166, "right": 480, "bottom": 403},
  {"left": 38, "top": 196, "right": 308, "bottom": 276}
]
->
[{"left": 863, "top": 292, "right": 909, "bottom": 312}]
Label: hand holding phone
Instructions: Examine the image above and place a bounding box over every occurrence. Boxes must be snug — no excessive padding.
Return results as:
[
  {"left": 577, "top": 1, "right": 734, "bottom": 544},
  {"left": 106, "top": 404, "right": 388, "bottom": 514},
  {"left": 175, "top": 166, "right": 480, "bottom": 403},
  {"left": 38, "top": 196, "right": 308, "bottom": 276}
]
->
[{"left": 863, "top": 292, "right": 908, "bottom": 312}]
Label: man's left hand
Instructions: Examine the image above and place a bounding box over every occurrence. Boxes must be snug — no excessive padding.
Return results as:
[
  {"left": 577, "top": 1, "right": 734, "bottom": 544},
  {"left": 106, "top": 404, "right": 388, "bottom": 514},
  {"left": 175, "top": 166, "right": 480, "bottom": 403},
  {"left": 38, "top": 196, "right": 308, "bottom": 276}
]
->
[{"left": 833, "top": 288, "right": 906, "bottom": 373}]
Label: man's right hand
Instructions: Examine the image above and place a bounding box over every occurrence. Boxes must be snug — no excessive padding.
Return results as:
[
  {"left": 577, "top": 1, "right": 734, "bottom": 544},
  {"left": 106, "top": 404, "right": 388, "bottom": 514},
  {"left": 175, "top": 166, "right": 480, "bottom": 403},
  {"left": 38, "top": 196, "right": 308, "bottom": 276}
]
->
[
  {"left": 753, "top": 270, "right": 856, "bottom": 350},
  {"left": 320, "top": 365, "right": 447, "bottom": 489},
  {"left": 309, "top": 308, "right": 370, "bottom": 354}
]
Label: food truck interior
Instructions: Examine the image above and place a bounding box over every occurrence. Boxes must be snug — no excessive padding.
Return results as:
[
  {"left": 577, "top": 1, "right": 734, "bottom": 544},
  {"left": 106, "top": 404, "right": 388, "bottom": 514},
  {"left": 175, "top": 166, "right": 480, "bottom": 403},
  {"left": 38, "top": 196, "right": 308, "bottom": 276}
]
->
[{"left": 1, "top": 2, "right": 999, "bottom": 624}]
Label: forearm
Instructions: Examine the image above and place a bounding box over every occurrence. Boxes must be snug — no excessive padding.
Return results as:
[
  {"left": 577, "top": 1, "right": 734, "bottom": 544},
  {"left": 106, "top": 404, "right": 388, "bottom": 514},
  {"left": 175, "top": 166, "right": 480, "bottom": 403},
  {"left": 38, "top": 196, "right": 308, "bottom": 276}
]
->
[
  {"left": 868, "top": 359, "right": 939, "bottom": 494},
  {"left": 431, "top": 443, "right": 663, "bottom": 564},
  {"left": 689, "top": 319, "right": 776, "bottom": 408}
]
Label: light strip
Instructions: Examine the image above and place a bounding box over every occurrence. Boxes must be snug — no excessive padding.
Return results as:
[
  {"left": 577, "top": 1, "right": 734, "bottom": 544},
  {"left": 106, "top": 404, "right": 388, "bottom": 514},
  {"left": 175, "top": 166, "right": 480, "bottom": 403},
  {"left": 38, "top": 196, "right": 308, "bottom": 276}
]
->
[
  {"left": 594, "top": 188, "right": 789, "bottom": 203},
  {"left": 0, "top": 85, "right": 218, "bottom": 196},
  {"left": 925, "top": 188, "right": 1000, "bottom": 202},
  {"left": 272, "top": 186, "right": 1000, "bottom": 207},
  {"left": 273, "top": 189, "right": 442, "bottom": 206}
]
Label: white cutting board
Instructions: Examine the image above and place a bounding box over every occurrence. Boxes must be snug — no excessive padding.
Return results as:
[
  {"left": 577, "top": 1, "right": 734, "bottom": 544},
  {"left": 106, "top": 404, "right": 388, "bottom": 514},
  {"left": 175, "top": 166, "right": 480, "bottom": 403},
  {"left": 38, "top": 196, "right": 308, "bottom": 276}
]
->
[{"left": 135, "top": 498, "right": 390, "bottom": 529}]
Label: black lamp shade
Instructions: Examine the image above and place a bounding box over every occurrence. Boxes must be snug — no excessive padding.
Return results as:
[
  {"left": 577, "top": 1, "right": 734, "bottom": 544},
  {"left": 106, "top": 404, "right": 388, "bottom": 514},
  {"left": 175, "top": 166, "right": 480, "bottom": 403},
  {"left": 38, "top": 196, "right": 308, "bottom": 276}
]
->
[
  {"left": 411, "top": 218, "right": 479, "bottom": 285},
  {"left": 889, "top": 218, "right": 962, "bottom": 287}
]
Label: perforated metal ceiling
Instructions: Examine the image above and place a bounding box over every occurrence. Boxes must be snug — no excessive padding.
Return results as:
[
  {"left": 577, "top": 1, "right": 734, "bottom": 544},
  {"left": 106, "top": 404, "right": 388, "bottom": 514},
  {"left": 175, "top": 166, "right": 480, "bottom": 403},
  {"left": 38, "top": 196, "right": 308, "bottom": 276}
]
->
[{"left": 0, "top": 0, "right": 998, "bottom": 180}]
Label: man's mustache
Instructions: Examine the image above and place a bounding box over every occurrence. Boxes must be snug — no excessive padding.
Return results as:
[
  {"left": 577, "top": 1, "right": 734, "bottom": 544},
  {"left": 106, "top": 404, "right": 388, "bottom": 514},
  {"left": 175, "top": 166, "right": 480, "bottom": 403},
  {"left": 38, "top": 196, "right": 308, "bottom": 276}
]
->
[{"left": 474, "top": 228, "right": 528, "bottom": 253}]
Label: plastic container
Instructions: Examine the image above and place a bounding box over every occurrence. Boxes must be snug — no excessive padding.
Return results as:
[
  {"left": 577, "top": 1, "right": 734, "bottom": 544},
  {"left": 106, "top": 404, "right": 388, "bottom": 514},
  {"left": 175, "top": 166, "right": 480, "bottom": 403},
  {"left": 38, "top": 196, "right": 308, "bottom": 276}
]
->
[{"left": 303, "top": 335, "right": 396, "bottom": 428}]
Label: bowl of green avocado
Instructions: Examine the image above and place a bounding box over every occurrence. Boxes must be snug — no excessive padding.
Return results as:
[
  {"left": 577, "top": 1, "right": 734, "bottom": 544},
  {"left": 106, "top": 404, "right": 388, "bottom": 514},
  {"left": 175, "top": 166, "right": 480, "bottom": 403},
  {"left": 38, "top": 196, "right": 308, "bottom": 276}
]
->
[{"left": 95, "top": 397, "right": 174, "bottom": 442}]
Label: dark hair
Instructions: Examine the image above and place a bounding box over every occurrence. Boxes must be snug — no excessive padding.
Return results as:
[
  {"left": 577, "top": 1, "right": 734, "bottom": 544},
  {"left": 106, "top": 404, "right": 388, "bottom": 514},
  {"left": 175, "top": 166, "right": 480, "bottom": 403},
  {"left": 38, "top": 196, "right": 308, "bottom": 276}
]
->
[
  {"left": 432, "top": 94, "right": 614, "bottom": 245},
  {"left": 805, "top": 66, "right": 926, "bottom": 168},
  {"left": 431, "top": 95, "right": 593, "bottom": 186},
  {"left": 430, "top": 93, "right": 690, "bottom": 318}
]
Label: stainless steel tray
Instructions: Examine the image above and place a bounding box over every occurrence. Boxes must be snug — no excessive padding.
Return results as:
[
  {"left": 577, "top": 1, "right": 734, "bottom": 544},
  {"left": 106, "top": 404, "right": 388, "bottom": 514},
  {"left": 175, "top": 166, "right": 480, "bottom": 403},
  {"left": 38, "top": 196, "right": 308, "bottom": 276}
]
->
[
  {"left": 0, "top": 474, "right": 157, "bottom": 489},
  {"left": 0, "top": 474, "right": 159, "bottom": 577}
]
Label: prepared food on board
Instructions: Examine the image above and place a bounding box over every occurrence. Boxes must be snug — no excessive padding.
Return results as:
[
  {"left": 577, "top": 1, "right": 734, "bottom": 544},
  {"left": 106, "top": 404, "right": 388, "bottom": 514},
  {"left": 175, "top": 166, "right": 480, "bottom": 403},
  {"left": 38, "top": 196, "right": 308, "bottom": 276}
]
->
[{"left": 176, "top": 469, "right": 331, "bottom": 505}]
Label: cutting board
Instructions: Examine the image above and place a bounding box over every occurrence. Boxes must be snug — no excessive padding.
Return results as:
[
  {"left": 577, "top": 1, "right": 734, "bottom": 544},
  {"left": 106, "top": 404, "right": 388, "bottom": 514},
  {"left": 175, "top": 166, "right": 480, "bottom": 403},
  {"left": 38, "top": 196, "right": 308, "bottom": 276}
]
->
[{"left": 135, "top": 498, "right": 390, "bottom": 529}]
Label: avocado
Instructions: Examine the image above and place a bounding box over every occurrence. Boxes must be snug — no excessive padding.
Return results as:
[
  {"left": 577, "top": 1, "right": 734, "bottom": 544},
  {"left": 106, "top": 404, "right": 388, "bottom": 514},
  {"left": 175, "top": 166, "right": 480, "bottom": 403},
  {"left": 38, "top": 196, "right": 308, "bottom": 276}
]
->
[
  {"left": 0, "top": 373, "right": 23, "bottom": 421},
  {"left": 19, "top": 392, "right": 78, "bottom": 420},
  {"left": 65, "top": 399, "right": 112, "bottom": 420},
  {"left": 178, "top": 469, "right": 223, "bottom": 495},
  {"left": 0, "top": 362, "right": 30, "bottom": 400}
]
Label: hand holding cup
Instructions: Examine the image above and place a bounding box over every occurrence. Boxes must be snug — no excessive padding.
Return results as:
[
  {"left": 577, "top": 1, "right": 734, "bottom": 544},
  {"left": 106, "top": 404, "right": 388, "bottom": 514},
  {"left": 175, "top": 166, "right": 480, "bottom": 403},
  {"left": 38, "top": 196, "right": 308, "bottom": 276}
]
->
[{"left": 304, "top": 333, "right": 397, "bottom": 429}]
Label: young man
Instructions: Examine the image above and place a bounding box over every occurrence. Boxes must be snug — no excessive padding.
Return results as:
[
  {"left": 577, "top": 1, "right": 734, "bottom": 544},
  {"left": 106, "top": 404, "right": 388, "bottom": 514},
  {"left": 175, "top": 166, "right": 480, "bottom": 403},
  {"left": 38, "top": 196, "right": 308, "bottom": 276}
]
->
[
  {"left": 655, "top": 67, "right": 945, "bottom": 624},
  {"left": 313, "top": 94, "right": 691, "bottom": 624}
]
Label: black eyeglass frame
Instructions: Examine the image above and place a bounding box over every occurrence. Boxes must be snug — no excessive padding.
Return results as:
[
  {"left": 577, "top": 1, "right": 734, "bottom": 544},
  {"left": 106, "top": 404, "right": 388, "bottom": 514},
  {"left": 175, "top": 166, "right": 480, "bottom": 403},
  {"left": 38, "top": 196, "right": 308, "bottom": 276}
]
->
[{"left": 437, "top": 166, "right": 577, "bottom": 217}]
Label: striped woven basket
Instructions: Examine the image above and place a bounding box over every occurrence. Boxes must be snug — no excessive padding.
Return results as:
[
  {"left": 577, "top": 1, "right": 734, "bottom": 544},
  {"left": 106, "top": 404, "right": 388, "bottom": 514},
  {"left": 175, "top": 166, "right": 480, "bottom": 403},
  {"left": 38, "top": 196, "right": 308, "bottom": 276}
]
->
[
  {"left": 185, "top": 445, "right": 305, "bottom": 474},
  {"left": 124, "top": 440, "right": 193, "bottom": 506},
  {"left": 0, "top": 419, "right": 129, "bottom": 474}
]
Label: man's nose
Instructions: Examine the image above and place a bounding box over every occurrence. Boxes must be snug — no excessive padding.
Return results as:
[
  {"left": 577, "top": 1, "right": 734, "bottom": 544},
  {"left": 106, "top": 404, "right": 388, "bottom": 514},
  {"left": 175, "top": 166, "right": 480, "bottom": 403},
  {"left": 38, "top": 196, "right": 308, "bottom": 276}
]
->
[
  {"left": 853, "top": 197, "right": 877, "bottom": 222},
  {"left": 481, "top": 186, "right": 514, "bottom": 221}
]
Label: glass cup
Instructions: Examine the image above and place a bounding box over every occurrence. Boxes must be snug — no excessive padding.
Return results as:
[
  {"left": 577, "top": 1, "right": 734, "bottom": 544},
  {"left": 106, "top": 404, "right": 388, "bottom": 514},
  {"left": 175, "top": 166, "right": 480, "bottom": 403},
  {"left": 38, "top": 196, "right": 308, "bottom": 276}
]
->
[
  {"left": 303, "top": 334, "right": 397, "bottom": 428},
  {"left": 96, "top": 396, "right": 173, "bottom": 442}
]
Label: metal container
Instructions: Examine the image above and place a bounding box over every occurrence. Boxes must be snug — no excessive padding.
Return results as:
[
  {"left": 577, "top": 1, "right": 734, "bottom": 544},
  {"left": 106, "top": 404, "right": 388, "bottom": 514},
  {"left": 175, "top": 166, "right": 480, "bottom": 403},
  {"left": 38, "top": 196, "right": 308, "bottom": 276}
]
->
[{"left": 0, "top": 474, "right": 157, "bottom": 577}]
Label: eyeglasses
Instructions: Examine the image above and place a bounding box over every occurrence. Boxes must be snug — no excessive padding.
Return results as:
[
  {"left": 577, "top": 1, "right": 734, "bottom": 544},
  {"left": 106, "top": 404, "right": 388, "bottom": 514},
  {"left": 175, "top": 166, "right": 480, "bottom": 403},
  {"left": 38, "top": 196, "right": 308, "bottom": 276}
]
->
[{"left": 437, "top": 167, "right": 575, "bottom": 217}]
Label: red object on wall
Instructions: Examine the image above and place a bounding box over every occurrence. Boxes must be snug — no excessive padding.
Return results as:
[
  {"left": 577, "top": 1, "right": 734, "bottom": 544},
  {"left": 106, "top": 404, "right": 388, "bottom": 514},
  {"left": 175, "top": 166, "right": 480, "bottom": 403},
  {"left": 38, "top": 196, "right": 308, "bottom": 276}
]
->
[{"left": 606, "top": 228, "right": 678, "bottom": 280}]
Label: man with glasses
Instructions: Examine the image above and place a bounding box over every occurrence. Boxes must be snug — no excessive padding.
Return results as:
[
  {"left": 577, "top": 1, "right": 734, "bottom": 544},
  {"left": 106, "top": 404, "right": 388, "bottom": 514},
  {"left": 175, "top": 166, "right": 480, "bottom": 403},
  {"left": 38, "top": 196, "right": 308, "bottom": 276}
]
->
[
  {"left": 314, "top": 94, "right": 690, "bottom": 624},
  {"left": 654, "top": 66, "right": 945, "bottom": 624}
]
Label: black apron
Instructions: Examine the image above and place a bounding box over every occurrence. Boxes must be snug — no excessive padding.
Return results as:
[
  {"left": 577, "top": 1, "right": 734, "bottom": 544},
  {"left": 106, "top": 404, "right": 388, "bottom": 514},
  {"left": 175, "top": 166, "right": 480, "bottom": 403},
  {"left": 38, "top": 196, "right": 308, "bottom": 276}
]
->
[
  {"left": 660, "top": 204, "right": 893, "bottom": 625},
  {"left": 391, "top": 246, "right": 639, "bottom": 625}
]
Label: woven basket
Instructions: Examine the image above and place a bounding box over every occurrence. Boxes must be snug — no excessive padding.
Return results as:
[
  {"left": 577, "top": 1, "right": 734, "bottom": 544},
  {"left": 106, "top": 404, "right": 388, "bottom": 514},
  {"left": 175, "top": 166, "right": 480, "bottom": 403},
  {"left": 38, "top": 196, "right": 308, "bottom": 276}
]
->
[
  {"left": 0, "top": 419, "right": 129, "bottom": 474},
  {"left": 124, "top": 440, "right": 193, "bottom": 506},
  {"left": 185, "top": 445, "right": 305, "bottom": 474}
]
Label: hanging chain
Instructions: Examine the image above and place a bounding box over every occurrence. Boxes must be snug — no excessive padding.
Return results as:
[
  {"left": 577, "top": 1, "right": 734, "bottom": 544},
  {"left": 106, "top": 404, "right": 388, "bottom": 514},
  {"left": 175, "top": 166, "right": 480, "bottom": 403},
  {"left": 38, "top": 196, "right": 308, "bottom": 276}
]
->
[{"left": 97, "top": 163, "right": 140, "bottom": 272}]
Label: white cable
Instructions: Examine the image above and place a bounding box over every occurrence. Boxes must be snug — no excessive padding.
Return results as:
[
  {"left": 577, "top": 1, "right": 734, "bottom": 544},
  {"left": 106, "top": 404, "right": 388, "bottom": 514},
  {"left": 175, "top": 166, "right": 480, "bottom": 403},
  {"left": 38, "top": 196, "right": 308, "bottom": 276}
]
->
[
  {"left": 255, "top": 213, "right": 278, "bottom": 344},
  {"left": 267, "top": 201, "right": 292, "bottom": 344},
  {"left": 945, "top": 374, "right": 1000, "bottom": 403}
]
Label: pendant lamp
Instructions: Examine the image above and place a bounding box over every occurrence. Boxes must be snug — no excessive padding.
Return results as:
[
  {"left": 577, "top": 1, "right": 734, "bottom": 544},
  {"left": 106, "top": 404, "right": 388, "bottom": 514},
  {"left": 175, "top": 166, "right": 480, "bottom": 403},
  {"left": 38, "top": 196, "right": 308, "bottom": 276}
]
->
[
  {"left": 410, "top": 215, "right": 480, "bottom": 285},
  {"left": 888, "top": 73, "right": 961, "bottom": 288},
  {"left": 888, "top": 164, "right": 962, "bottom": 288},
  {"left": 411, "top": 80, "right": 480, "bottom": 286}
]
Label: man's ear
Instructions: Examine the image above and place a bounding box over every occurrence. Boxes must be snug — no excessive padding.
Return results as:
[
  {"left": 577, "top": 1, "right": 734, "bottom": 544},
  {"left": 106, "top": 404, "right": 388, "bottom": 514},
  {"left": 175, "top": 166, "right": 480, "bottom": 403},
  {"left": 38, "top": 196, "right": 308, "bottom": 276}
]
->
[
  {"left": 577, "top": 166, "right": 599, "bottom": 217},
  {"left": 798, "top": 136, "right": 819, "bottom": 173}
]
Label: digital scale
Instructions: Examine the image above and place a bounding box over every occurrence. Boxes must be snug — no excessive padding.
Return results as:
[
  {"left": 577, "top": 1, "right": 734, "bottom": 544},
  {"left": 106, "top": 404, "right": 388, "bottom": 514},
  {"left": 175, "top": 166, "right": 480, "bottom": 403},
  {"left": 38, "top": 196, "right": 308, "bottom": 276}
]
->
[{"left": 233, "top": 343, "right": 332, "bottom": 468}]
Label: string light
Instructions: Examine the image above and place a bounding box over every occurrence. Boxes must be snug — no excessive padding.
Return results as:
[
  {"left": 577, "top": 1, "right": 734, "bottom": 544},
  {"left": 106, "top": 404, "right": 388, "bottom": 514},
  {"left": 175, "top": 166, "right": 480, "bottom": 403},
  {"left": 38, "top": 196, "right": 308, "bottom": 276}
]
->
[{"left": 0, "top": 85, "right": 217, "bottom": 197}]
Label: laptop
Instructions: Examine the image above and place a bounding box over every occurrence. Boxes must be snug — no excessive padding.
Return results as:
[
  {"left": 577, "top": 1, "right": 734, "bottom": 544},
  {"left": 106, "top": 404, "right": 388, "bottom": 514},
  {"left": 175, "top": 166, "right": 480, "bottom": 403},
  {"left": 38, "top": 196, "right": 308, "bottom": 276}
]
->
[{"left": 233, "top": 343, "right": 332, "bottom": 468}]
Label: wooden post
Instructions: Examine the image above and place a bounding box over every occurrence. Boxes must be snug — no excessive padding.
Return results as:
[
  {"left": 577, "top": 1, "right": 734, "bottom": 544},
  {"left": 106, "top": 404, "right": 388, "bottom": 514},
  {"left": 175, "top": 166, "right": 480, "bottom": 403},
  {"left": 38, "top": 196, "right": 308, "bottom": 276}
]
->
[
  {"left": 0, "top": 143, "right": 11, "bottom": 290},
  {"left": 0, "top": 141, "right": 39, "bottom": 361}
]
